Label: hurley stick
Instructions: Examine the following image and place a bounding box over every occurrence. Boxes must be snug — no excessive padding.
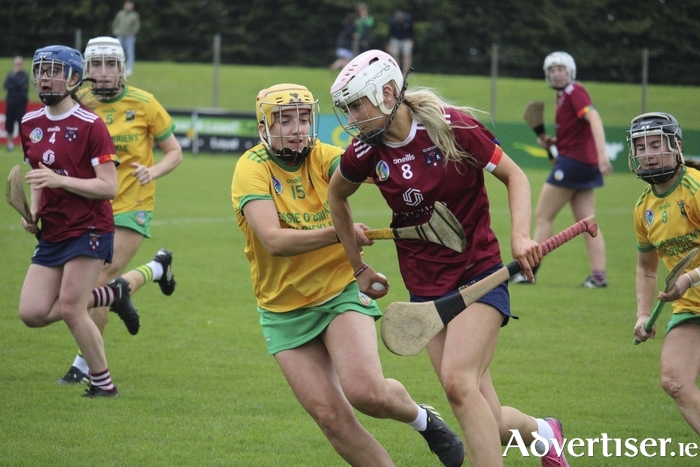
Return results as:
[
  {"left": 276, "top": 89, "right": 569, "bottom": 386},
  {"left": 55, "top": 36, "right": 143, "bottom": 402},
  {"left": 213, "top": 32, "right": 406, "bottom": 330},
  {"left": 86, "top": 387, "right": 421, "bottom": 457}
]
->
[
  {"left": 364, "top": 201, "right": 466, "bottom": 253},
  {"left": 5, "top": 165, "right": 32, "bottom": 223},
  {"left": 634, "top": 247, "right": 698, "bottom": 345},
  {"left": 381, "top": 216, "right": 598, "bottom": 356}
]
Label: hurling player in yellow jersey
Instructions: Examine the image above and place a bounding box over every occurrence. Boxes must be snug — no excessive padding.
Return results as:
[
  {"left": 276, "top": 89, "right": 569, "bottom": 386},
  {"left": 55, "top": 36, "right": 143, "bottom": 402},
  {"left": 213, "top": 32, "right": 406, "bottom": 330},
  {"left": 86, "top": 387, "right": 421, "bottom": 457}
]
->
[
  {"left": 56, "top": 37, "right": 183, "bottom": 385},
  {"left": 231, "top": 84, "right": 463, "bottom": 467},
  {"left": 629, "top": 112, "right": 700, "bottom": 435}
]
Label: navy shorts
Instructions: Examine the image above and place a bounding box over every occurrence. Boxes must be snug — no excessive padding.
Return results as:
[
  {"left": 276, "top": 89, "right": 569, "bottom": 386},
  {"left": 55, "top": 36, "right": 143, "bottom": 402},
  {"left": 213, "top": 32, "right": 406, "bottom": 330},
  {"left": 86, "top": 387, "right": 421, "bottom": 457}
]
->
[
  {"left": 546, "top": 155, "right": 603, "bottom": 190},
  {"left": 31, "top": 232, "right": 114, "bottom": 267},
  {"left": 409, "top": 263, "right": 515, "bottom": 326}
]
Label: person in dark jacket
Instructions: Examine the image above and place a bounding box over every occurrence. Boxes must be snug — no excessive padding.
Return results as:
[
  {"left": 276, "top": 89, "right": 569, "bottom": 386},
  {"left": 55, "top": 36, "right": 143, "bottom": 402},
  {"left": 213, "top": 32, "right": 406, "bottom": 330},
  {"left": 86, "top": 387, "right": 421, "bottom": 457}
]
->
[
  {"left": 3, "top": 55, "right": 29, "bottom": 151},
  {"left": 387, "top": 10, "right": 414, "bottom": 75}
]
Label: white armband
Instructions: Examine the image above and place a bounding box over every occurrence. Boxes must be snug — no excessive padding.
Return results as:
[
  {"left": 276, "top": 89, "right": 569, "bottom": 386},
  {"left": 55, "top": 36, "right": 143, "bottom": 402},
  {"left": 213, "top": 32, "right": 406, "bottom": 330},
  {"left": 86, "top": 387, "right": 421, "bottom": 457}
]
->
[{"left": 685, "top": 267, "right": 700, "bottom": 288}]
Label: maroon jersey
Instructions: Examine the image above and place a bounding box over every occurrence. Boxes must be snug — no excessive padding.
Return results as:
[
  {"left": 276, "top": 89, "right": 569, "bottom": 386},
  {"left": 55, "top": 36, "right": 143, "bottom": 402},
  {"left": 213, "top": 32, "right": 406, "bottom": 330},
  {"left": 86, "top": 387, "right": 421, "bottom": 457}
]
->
[
  {"left": 20, "top": 104, "right": 117, "bottom": 243},
  {"left": 339, "top": 108, "right": 504, "bottom": 296},
  {"left": 555, "top": 81, "right": 598, "bottom": 166}
]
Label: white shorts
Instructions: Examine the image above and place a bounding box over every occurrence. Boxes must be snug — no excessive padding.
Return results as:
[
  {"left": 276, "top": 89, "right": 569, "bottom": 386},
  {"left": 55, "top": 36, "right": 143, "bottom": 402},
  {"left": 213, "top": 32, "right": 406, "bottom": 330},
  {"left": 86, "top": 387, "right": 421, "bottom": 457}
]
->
[
  {"left": 390, "top": 38, "right": 413, "bottom": 55},
  {"left": 336, "top": 48, "right": 354, "bottom": 60}
]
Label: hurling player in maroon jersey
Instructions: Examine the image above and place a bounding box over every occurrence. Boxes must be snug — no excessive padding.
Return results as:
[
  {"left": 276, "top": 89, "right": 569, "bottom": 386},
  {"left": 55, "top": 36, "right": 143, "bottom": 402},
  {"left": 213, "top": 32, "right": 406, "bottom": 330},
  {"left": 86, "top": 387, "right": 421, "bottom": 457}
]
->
[
  {"left": 17, "top": 45, "right": 123, "bottom": 397},
  {"left": 328, "top": 50, "right": 570, "bottom": 467},
  {"left": 511, "top": 52, "right": 611, "bottom": 288}
]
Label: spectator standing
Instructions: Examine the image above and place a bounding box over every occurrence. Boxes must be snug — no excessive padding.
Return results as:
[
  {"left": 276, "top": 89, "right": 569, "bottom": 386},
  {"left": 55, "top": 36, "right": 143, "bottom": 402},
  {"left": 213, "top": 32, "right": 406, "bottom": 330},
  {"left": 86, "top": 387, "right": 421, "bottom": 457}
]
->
[
  {"left": 3, "top": 55, "right": 29, "bottom": 151},
  {"left": 387, "top": 10, "right": 414, "bottom": 75},
  {"left": 112, "top": 1, "right": 140, "bottom": 76},
  {"left": 353, "top": 3, "right": 374, "bottom": 55},
  {"left": 330, "top": 13, "right": 356, "bottom": 71}
]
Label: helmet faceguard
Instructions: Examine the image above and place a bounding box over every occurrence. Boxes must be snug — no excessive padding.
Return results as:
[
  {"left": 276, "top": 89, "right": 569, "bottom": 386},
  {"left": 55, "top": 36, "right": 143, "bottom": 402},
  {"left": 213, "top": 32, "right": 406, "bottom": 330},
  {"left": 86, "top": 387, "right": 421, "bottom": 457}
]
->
[
  {"left": 256, "top": 84, "right": 319, "bottom": 164},
  {"left": 627, "top": 112, "right": 683, "bottom": 185},
  {"left": 32, "top": 45, "right": 84, "bottom": 106},
  {"left": 330, "top": 49, "right": 406, "bottom": 146},
  {"left": 543, "top": 51, "right": 576, "bottom": 90},
  {"left": 84, "top": 36, "right": 126, "bottom": 99}
]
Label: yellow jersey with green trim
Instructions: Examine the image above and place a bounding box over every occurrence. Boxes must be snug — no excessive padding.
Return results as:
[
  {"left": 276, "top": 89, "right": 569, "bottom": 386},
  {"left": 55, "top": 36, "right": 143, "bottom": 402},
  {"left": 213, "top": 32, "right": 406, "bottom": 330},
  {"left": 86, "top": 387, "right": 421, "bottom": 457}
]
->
[
  {"left": 231, "top": 142, "right": 355, "bottom": 312},
  {"left": 80, "top": 86, "right": 176, "bottom": 214},
  {"left": 634, "top": 166, "right": 700, "bottom": 315}
]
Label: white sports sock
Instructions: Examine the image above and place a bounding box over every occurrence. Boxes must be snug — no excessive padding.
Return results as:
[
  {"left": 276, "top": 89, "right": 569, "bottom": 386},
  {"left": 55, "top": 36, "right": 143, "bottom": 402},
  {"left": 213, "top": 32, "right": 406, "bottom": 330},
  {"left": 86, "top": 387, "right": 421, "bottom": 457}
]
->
[
  {"left": 72, "top": 354, "right": 90, "bottom": 374},
  {"left": 148, "top": 260, "right": 164, "bottom": 281},
  {"left": 534, "top": 418, "right": 554, "bottom": 454},
  {"left": 408, "top": 404, "right": 428, "bottom": 431}
]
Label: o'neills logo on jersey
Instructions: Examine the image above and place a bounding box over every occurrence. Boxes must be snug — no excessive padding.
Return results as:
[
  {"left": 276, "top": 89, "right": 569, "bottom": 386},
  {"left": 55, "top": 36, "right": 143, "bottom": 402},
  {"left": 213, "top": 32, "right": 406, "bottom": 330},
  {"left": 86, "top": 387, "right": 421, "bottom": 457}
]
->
[
  {"left": 47, "top": 126, "right": 60, "bottom": 132},
  {"left": 392, "top": 154, "right": 415, "bottom": 164}
]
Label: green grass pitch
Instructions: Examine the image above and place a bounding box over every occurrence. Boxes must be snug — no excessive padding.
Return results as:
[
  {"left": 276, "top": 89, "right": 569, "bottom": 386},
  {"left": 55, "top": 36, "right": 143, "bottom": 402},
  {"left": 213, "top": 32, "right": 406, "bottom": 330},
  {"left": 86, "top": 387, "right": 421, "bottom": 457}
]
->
[{"left": 1, "top": 59, "right": 699, "bottom": 466}]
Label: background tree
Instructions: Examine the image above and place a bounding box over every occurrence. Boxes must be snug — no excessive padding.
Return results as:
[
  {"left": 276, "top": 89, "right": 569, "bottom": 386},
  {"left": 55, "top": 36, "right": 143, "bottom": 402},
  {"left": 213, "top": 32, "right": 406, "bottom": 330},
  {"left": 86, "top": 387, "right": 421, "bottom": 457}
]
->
[{"left": 2, "top": 0, "right": 698, "bottom": 84}]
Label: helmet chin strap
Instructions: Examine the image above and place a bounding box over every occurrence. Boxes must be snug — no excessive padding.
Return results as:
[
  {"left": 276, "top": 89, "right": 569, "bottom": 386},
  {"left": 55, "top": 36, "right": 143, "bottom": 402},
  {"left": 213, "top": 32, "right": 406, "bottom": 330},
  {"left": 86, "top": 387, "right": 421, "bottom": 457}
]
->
[
  {"left": 360, "top": 67, "right": 413, "bottom": 147},
  {"left": 274, "top": 146, "right": 311, "bottom": 164},
  {"left": 39, "top": 90, "right": 71, "bottom": 106},
  {"left": 637, "top": 163, "right": 680, "bottom": 185},
  {"left": 83, "top": 78, "right": 122, "bottom": 99}
]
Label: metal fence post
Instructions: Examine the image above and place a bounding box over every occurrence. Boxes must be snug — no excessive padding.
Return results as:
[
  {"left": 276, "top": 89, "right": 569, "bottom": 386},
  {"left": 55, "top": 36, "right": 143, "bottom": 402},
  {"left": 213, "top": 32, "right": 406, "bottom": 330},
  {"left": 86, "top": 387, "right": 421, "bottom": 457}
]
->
[
  {"left": 490, "top": 43, "right": 499, "bottom": 120},
  {"left": 213, "top": 34, "right": 221, "bottom": 109},
  {"left": 75, "top": 29, "right": 82, "bottom": 51},
  {"left": 641, "top": 48, "right": 649, "bottom": 114}
]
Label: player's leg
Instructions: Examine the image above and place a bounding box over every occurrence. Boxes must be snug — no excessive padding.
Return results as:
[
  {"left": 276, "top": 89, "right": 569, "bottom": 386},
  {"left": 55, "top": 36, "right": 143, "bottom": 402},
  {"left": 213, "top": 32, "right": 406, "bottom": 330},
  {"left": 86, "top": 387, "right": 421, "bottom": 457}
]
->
[
  {"left": 476, "top": 370, "right": 534, "bottom": 443},
  {"left": 401, "top": 40, "right": 413, "bottom": 75},
  {"left": 511, "top": 183, "right": 573, "bottom": 284},
  {"left": 89, "top": 226, "right": 143, "bottom": 330},
  {"left": 58, "top": 227, "right": 143, "bottom": 383},
  {"left": 109, "top": 211, "right": 175, "bottom": 297},
  {"left": 325, "top": 310, "right": 464, "bottom": 466},
  {"left": 19, "top": 264, "right": 64, "bottom": 327},
  {"left": 5, "top": 105, "right": 17, "bottom": 151},
  {"left": 275, "top": 338, "right": 396, "bottom": 467},
  {"left": 570, "top": 189, "right": 607, "bottom": 287},
  {"left": 124, "top": 36, "right": 135, "bottom": 75},
  {"left": 660, "top": 322, "right": 700, "bottom": 435},
  {"left": 427, "top": 301, "right": 504, "bottom": 467},
  {"left": 533, "top": 183, "right": 573, "bottom": 245},
  {"left": 387, "top": 38, "right": 399, "bottom": 65},
  {"left": 123, "top": 247, "right": 176, "bottom": 297},
  {"left": 324, "top": 311, "right": 418, "bottom": 421},
  {"left": 59, "top": 257, "right": 109, "bottom": 371},
  {"left": 479, "top": 369, "right": 569, "bottom": 465}
]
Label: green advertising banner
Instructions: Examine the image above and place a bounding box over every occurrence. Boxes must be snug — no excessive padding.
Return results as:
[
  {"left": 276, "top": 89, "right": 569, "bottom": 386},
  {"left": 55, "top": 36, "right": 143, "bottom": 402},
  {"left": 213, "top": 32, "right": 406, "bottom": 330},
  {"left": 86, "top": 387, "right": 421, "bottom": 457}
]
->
[
  {"left": 168, "top": 110, "right": 700, "bottom": 172},
  {"left": 318, "top": 115, "right": 700, "bottom": 173}
]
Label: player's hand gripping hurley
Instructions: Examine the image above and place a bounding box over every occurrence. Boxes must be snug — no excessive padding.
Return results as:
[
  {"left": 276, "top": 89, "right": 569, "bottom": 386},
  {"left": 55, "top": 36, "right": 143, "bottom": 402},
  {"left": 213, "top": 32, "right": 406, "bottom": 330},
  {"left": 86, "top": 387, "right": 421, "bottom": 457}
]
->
[
  {"left": 6, "top": 165, "right": 32, "bottom": 223},
  {"left": 381, "top": 216, "right": 598, "bottom": 356},
  {"left": 633, "top": 247, "right": 698, "bottom": 345},
  {"left": 364, "top": 201, "right": 466, "bottom": 253}
]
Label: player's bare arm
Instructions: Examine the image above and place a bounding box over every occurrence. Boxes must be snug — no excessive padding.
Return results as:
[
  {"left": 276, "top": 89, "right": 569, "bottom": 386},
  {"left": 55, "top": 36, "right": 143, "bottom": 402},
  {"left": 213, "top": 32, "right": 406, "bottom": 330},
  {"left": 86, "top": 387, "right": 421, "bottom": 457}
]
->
[
  {"left": 26, "top": 162, "right": 117, "bottom": 199},
  {"left": 131, "top": 134, "right": 183, "bottom": 185}
]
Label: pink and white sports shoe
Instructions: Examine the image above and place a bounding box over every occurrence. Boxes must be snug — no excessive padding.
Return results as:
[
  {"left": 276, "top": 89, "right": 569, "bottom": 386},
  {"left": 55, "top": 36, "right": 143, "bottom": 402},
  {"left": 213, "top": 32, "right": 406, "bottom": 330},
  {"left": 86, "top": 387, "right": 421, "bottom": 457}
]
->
[{"left": 541, "top": 418, "right": 569, "bottom": 467}]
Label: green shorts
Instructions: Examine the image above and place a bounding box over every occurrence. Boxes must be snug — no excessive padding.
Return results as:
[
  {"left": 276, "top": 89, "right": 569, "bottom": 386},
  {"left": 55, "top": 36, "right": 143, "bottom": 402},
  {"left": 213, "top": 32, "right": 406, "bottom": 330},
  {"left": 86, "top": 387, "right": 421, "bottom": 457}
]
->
[
  {"left": 114, "top": 210, "right": 152, "bottom": 238},
  {"left": 258, "top": 281, "right": 382, "bottom": 355},
  {"left": 666, "top": 311, "right": 700, "bottom": 334}
]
